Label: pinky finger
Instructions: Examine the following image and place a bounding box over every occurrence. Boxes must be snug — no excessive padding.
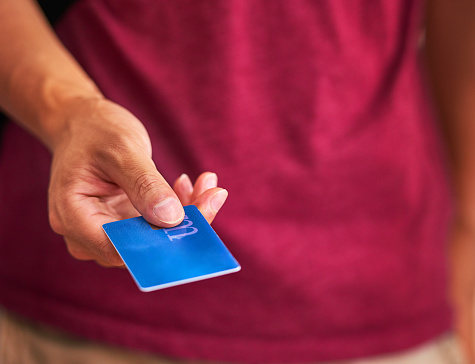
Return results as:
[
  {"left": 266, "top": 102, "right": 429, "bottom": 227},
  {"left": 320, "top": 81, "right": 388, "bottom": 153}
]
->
[
  {"left": 64, "top": 237, "right": 125, "bottom": 268},
  {"left": 173, "top": 174, "right": 194, "bottom": 206},
  {"left": 64, "top": 240, "right": 95, "bottom": 261}
]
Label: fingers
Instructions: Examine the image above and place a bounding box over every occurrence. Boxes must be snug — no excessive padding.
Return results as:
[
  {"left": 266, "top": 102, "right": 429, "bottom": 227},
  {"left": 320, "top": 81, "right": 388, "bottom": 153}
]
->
[
  {"left": 173, "top": 174, "right": 193, "bottom": 205},
  {"left": 68, "top": 213, "right": 125, "bottom": 266},
  {"left": 102, "top": 155, "right": 184, "bottom": 228},
  {"left": 173, "top": 172, "right": 227, "bottom": 224},
  {"left": 65, "top": 238, "right": 124, "bottom": 268},
  {"left": 192, "top": 172, "right": 218, "bottom": 200},
  {"left": 47, "top": 99, "right": 186, "bottom": 267},
  {"left": 192, "top": 187, "right": 228, "bottom": 224},
  {"left": 173, "top": 171, "right": 219, "bottom": 206},
  {"left": 50, "top": 195, "right": 126, "bottom": 267}
]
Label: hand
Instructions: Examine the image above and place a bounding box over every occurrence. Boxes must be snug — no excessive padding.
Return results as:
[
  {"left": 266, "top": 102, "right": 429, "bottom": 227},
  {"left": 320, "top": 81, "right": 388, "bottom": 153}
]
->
[
  {"left": 48, "top": 97, "right": 227, "bottom": 267},
  {"left": 449, "top": 219, "right": 475, "bottom": 363}
]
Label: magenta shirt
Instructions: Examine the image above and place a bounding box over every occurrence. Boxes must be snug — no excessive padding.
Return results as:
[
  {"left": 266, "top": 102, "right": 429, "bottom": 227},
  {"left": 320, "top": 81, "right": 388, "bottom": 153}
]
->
[{"left": 0, "top": 1, "right": 453, "bottom": 362}]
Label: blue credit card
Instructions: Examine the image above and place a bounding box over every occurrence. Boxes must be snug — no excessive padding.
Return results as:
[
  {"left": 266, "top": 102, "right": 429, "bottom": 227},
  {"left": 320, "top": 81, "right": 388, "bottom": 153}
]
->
[{"left": 103, "top": 205, "right": 241, "bottom": 292}]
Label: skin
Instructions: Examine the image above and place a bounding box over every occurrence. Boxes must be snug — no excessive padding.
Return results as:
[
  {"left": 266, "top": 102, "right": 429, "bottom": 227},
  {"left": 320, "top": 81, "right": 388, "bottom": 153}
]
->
[
  {"left": 46, "top": 97, "right": 228, "bottom": 267},
  {"left": 425, "top": 0, "right": 475, "bottom": 362},
  {"left": 0, "top": 0, "right": 474, "bottom": 362},
  {"left": 0, "top": 0, "right": 228, "bottom": 268}
]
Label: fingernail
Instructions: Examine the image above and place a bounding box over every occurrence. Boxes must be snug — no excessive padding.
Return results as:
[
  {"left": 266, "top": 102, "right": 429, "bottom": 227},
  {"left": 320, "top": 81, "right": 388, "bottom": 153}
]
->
[
  {"left": 210, "top": 189, "right": 228, "bottom": 213},
  {"left": 153, "top": 198, "right": 184, "bottom": 224},
  {"left": 179, "top": 174, "right": 193, "bottom": 194},
  {"left": 204, "top": 173, "right": 218, "bottom": 190}
]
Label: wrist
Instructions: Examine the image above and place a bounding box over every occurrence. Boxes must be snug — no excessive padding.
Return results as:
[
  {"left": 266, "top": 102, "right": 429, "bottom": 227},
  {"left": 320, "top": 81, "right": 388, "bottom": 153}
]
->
[
  {"left": 37, "top": 84, "right": 104, "bottom": 151},
  {"left": 4, "top": 55, "right": 103, "bottom": 151}
]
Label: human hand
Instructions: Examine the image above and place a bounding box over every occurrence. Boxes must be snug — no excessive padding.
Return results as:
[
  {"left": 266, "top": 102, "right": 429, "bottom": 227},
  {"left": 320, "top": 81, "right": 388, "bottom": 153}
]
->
[
  {"left": 449, "top": 219, "right": 475, "bottom": 363},
  {"left": 48, "top": 97, "right": 227, "bottom": 267}
]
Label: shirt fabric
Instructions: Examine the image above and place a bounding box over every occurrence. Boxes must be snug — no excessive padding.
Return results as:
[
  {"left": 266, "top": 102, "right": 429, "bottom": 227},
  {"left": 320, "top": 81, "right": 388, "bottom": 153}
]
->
[{"left": 0, "top": 1, "right": 453, "bottom": 363}]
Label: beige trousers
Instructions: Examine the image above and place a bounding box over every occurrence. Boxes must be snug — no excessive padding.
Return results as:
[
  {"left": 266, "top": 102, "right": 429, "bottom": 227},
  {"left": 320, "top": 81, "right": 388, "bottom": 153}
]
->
[{"left": 0, "top": 310, "right": 467, "bottom": 364}]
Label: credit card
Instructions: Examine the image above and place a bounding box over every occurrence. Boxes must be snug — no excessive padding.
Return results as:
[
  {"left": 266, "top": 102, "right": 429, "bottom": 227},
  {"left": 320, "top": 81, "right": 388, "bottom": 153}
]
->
[{"left": 103, "top": 205, "right": 240, "bottom": 292}]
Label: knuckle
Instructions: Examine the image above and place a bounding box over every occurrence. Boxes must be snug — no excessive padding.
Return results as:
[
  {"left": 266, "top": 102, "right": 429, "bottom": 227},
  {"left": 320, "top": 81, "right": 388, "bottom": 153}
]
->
[
  {"left": 94, "top": 139, "right": 129, "bottom": 168},
  {"left": 90, "top": 127, "right": 138, "bottom": 161},
  {"left": 96, "top": 260, "right": 115, "bottom": 268},
  {"left": 133, "top": 172, "right": 164, "bottom": 201},
  {"left": 65, "top": 243, "right": 92, "bottom": 261},
  {"left": 93, "top": 133, "right": 145, "bottom": 170},
  {"left": 48, "top": 210, "right": 65, "bottom": 235}
]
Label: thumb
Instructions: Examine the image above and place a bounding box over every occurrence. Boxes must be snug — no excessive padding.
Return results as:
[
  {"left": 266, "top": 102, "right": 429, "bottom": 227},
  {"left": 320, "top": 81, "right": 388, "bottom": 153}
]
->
[{"left": 105, "top": 156, "right": 184, "bottom": 227}]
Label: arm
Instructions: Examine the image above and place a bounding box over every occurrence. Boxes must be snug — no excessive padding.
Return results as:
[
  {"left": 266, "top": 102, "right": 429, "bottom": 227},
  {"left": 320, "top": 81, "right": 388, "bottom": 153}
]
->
[
  {"left": 0, "top": 0, "right": 227, "bottom": 267},
  {"left": 425, "top": 0, "right": 475, "bottom": 361}
]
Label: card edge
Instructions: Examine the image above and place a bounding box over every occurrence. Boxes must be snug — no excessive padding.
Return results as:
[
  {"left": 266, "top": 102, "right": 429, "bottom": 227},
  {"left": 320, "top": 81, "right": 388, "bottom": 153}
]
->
[{"left": 138, "top": 265, "right": 242, "bottom": 292}]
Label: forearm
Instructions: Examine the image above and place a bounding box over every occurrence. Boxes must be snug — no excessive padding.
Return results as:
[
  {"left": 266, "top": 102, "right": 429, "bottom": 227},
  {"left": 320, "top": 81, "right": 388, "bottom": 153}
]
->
[
  {"left": 425, "top": 2, "right": 475, "bottom": 361},
  {"left": 425, "top": 0, "right": 475, "bottom": 227},
  {"left": 0, "top": 0, "right": 102, "bottom": 150}
]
